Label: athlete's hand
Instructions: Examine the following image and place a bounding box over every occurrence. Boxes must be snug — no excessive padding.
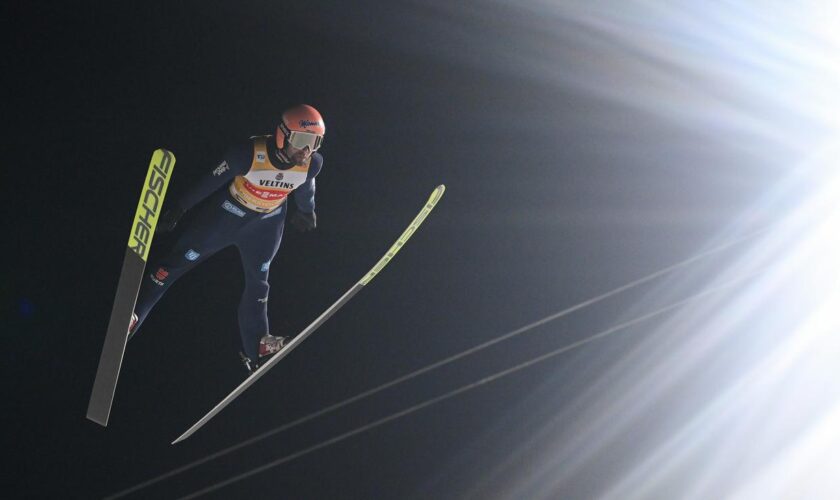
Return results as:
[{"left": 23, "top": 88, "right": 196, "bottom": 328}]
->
[
  {"left": 159, "top": 208, "right": 186, "bottom": 233},
  {"left": 290, "top": 210, "right": 317, "bottom": 232}
]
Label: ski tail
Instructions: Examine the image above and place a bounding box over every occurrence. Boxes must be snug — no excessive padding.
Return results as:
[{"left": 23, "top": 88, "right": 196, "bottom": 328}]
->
[
  {"left": 87, "top": 149, "right": 176, "bottom": 426},
  {"left": 172, "top": 184, "right": 445, "bottom": 443}
]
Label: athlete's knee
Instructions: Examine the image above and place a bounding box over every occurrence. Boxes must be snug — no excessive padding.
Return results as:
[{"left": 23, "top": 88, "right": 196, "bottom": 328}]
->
[
  {"left": 254, "top": 279, "right": 270, "bottom": 302},
  {"left": 242, "top": 278, "right": 270, "bottom": 305}
]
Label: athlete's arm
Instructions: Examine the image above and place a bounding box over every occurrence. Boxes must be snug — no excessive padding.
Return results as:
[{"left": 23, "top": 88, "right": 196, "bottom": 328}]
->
[
  {"left": 293, "top": 152, "right": 323, "bottom": 213},
  {"left": 174, "top": 142, "right": 252, "bottom": 211}
]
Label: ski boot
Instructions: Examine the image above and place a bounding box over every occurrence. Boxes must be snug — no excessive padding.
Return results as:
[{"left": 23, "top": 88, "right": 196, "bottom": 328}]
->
[
  {"left": 127, "top": 312, "right": 139, "bottom": 339},
  {"left": 259, "top": 333, "right": 289, "bottom": 358},
  {"left": 240, "top": 334, "right": 289, "bottom": 375}
]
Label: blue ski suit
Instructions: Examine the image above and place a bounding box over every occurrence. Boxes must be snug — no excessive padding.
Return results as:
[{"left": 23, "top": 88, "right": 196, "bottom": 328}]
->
[{"left": 133, "top": 135, "right": 323, "bottom": 360}]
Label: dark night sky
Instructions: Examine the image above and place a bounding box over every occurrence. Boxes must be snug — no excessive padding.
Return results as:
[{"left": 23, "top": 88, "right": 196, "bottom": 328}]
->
[{"left": 5, "top": 1, "right": 793, "bottom": 499}]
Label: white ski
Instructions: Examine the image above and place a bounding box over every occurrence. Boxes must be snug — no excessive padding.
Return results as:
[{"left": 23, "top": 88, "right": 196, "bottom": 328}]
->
[{"left": 172, "top": 185, "right": 446, "bottom": 443}]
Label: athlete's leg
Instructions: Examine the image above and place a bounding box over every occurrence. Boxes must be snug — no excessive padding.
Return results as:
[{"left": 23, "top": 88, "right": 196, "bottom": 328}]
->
[
  {"left": 132, "top": 191, "right": 251, "bottom": 336},
  {"left": 235, "top": 205, "right": 287, "bottom": 360}
]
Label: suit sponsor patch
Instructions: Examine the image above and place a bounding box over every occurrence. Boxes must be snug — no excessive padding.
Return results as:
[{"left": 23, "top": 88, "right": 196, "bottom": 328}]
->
[
  {"left": 222, "top": 200, "right": 246, "bottom": 217},
  {"left": 150, "top": 267, "right": 169, "bottom": 286},
  {"left": 213, "top": 161, "right": 229, "bottom": 176}
]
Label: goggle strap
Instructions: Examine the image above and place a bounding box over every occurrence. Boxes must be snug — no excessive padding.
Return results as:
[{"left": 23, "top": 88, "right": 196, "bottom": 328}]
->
[{"left": 278, "top": 121, "right": 290, "bottom": 136}]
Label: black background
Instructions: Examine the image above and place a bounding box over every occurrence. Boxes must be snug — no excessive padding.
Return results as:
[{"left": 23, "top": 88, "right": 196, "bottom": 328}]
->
[{"left": 5, "top": 1, "right": 781, "bottom": 498}]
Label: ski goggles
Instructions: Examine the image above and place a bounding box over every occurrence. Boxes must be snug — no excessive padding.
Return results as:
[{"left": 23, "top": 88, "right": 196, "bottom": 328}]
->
[{"left": 287, "top": 131, "right": 323, "bottom": 151}]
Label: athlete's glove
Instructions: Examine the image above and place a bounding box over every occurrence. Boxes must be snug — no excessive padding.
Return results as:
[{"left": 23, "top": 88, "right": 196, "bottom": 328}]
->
[
  {"left": 159, "top": 207, "right": 186, "bottom": 233},
  {"left": 290, "top": 210, "right": 317, "bottom": 232}
]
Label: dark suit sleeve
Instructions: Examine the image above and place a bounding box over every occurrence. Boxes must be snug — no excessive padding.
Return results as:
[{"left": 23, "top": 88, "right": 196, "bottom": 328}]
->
[
  {"left": 172, "top": 142, "right": 252, "bottom": 211},
  {"left": 293, "top": 153, "right": 323, "bottom": 213}
]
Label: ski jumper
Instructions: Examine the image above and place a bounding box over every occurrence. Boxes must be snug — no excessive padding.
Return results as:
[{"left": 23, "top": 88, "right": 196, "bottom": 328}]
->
[{"left": 132, "top": 136, "right": 323, "bottom": 360}]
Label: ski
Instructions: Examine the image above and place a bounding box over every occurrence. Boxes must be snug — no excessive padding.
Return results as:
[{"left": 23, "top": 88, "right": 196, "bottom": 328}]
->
[
  {"left": 87, "top": 149, "right": 176, "bottom": 426},
  {"left": 172, "top": 184, "right": 446, "bottom": 443}
]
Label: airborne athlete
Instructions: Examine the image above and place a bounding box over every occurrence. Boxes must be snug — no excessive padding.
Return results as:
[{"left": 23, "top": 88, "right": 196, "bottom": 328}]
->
[{"left": 129, "top": 104, "right": 325, "bottom": 373}]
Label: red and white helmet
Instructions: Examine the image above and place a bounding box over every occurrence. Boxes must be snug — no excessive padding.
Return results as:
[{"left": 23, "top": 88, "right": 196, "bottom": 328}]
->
[{"left": 276, "top": 104, "right": 325, "bottom": 152}]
